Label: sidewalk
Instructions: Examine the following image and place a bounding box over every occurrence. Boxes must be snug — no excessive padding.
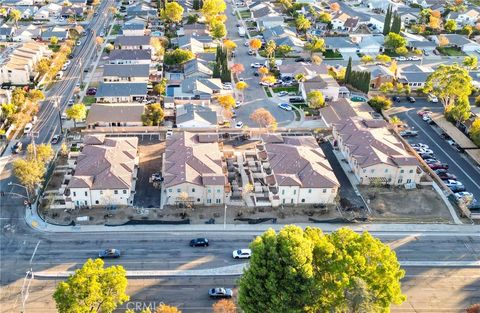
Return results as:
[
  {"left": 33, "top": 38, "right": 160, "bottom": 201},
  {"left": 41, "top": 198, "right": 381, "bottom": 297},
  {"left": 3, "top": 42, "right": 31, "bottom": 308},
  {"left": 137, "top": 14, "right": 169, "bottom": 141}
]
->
[{"left": 25, "top": 205, "right": 480, "bottom": 235}]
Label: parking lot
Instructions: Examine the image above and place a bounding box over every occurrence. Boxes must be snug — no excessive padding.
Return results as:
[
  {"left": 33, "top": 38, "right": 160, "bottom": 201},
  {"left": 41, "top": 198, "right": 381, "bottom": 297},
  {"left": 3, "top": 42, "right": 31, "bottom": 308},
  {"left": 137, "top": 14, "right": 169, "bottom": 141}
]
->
[
  {"left": 397, "top": 106, "right": 480, "bottom": 205},
  {"left": 133, "top": 139, "right": 165, "bottom": 208}
]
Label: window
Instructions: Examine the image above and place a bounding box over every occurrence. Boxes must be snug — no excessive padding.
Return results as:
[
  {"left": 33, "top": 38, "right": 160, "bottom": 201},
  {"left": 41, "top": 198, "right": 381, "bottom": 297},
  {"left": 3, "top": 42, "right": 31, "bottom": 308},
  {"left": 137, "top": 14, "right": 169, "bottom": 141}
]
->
[
  {"left": 192, "top": 188, "right": 195, "bottom": 192},
  {"left": 293, "top": 190, "right": 296, "bottom": 195},
  {"left": 84, "top": 201, "right": 88, "bottom": 205},
  {"left": 282, "top": 190, "right": 285, "bottom": 195},
  {"left": 371, "top": 169, "right": 375, "bottom": 173},
  {"left": 177, "top": 188, "right": 181, "bottom": 193},
  {"left": 207, "top": 199, "right": 212, "bottom": 204},
  {"left": 168, "top": 188, "right": 172, "bottom": 192},
  {"left": 409, "top": 169, "right": 414, "bottom": 173},
  {"left": 73, "top": 192, "right": 76, "bottom": 197},
  {"left": 114, "top": 190, "right": 118, "bottom": 194},
  {"left": 85, "top": 191, "right": 88, "bottom": 196},
  {"left": 308, "top": 189, "right": 312, "bottom": 193},
  {"left": 301, "top": 199, "right": 305, "bottom": 203},
  {"left": 197, "top": 198, "right": 200, "bottom": 202},
  {"left": 100, "top": 191, "right": 103, "bottom": 195},
  {"left": 95, "top": 200, "right": 99, "bottom": 204},
  {"left": 407, "top": 179, "right": 412, "bottom": 183},
  {"left": 400, "top": 169, "right": 404, "bottom": 173},
  {"left": 216, "top": 199, "right": 221, "bottom": 204},
  {"left": 398, "top": 178, "right": 403, "bottom": 184},
  {"left": 123, "top": 190, "right": 127, "bottom": 194},
  {"left": 217, "top": 189, "right": 220, "bottom": 193},
  {"left": 384, "top": 169, "right": 388, "bottom": 173},
  {"left": 208, "top": 189, "right": 211, "bottom": 193},
  {"left": 323, "top": 189, "right": 327, "bottom": 193}
]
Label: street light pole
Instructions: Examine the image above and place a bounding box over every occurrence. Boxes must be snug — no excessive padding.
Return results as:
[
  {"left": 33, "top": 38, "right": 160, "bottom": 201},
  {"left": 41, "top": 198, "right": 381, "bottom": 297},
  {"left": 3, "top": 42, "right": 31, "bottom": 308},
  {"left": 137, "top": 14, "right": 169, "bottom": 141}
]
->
[{"left": 224, "top": 203, "right": 227, "bottom": 229}]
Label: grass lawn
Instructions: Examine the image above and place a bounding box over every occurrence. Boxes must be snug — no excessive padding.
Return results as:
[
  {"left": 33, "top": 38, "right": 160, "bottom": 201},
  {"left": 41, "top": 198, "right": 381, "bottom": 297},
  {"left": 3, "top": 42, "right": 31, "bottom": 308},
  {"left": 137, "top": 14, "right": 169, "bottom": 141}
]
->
[
  {"left": 383, "top": 49, "right": 402, "bottom": 57},
  {"left": 83, "top": 96, "right": 95, "bottom": 106},
  {"left": 111, "top": 25, "right": 122, "bottom": 35},
  {"left": 323, "top": 49, "right": 343, "bottom": 59},
  {"left": 264, "top": 87, "right": 272, "bottom": 97},
  {"left": 436, "top": 47, "right": 466, "bottom": 56},
  {"left": 239, "top": 10, "right": 251, "bottom": 19},
  {"left": 48, "top": 44, "right": 60, "bottom": 52},
  {"left": 272, "top": 86, "right": 298, "bottom": 93},
  {"left": 245, "top": 21, "right": 256, "bottom": 28}
]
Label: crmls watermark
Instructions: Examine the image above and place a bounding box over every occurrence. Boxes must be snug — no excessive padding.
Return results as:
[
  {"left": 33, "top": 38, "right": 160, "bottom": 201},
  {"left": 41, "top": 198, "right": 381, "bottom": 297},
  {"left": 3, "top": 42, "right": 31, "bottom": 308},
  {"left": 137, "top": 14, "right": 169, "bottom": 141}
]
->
[{"left": 125, "top": 301, "right": 164, "bottom": 311}]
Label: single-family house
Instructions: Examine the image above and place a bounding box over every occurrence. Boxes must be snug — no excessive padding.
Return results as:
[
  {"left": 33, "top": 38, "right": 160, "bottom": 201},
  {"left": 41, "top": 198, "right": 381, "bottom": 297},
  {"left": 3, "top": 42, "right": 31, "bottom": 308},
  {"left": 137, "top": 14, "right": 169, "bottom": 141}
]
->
[
  {"left": 41, "top": 26, "right": 69, "bottom": 41},
  {"left": 177, "top": 36, "right": 204, "bottom": 54},
  {"left": 331, "top": 12, "right": 351, "bottom": 30},
  {"left": 68, "top": 135, "right": 139, "bottom": 208},
  {"left": 95, "top": 82, "right": 148, "bottom": 103},
  {"left": 102, "top": 64, "right": 150, "bottom": 83},
  {"left": 324, "top": 37, "right": 358, "bottom": 54},
  {"left": 60, "top": 6, "right": 84, "bottom": 18},
  {"left": 86, "top": 103, "right": 145, "bottom": 128},
  {"left": 181, "top": 23, "right": 209, "bottom": 37},
  {"left": 173, "top": 78, "right": 223, "bottom": 101},
  {"left": 355, "top": 64, "right": 395, "bottom": 89},
  {"left": 176, "top": 103, "right": 218, "bottom": 128},
  {"left": 108, "top": 49, "right": 152, "bottom": 65},
  {"left": 12, "top": 25, "right": 41, "bottom": 42},
  {"left": 448, "top": 9, "right": 480, "bottom": 26},
  {"left": 397, "top": 64, "right": 433, "bottom": 90},
  {"left": 300, "top": 74, "right": 340, "bottom": 102},
  {"left": 163, "top": 132, "right": 228, "bottom": 206},
  {"left": 333, "top": 117, "right": 421, "bottom": 185},
  {"left": 318, "top": 98, "right": 374, "bottom": 127},
  {"left": 278, "top": 62, "right": 329, "bottom": 79},
  {"left": 122, "top": 23, "right": 146, "bottom": 36},
  {"left": 0, "top": 25, "right": 14, "bottom": 41},
  {"left": 431, "top": 34, "right": 480, "bottom": 53},
  {"left": 126, "top": 3, "right": 157, "bottom": 17},
  {"left": 115, "top": 35, "right": 151, "bottom": 50},
  {"left": 183, "top": 59, "right": 213, "bottom": 78}
]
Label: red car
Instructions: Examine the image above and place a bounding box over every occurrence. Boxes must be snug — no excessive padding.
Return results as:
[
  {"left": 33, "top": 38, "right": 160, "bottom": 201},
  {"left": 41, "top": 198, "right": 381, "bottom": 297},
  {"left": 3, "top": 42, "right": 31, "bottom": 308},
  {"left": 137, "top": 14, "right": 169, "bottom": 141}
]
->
[{"left": 429, "top": 163, "right": 449, "bottom": 170}]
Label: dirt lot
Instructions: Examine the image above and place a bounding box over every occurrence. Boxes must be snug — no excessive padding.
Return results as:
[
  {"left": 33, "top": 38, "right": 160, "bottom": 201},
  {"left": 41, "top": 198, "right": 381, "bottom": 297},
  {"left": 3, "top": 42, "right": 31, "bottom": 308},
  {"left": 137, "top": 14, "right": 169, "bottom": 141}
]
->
[{"left": 359, "top": 185, "right": 454, "bottom": 223}]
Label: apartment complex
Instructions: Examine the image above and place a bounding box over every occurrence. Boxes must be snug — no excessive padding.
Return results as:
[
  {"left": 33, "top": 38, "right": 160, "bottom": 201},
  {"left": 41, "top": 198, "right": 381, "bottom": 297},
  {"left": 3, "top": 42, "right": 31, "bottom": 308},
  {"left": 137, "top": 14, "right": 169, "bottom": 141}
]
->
[
  {"left": 333, "top": 117, "right": 420, "bottom": 185},
  {"left": 68, "top": 135, "right": 139, "bottom": 208}
]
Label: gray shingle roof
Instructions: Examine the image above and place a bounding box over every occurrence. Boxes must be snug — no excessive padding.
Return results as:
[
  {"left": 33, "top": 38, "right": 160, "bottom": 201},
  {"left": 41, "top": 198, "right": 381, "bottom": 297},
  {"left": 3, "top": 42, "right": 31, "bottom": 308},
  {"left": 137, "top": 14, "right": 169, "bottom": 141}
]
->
[
  {"left": 108, "top": 49, "right": 151, "bottom": 61},
  {"left": 115, "top": 35, "right": 151, "bottom": 46},
  {"left": 96, "top": 83, "right": 148, "bottom": 98},
  {"left": 103, "top": 64, "right": 150, "bottom": 78},
  {"left": 176, "top": 103, "right": 217, "bottom": 125}
]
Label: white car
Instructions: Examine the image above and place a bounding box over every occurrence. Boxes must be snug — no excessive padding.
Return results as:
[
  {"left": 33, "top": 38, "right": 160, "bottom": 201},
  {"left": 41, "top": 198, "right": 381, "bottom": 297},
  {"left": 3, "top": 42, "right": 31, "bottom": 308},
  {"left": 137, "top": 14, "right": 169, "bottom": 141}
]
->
[
  {"left": 455, "top": 192, "right": 473, "bottom": 199},
  {"left": 235, "top": 121, "right": 244, "bottom": 128},
  {"left": 24, "top": 123, "right": 33, "bottom": 134},
  {"left": 247, "top": 50, "right": 255, "bottom": 55},
  {"left": 76, "top": 41, "right": 81, "bottom": 46},
  {"left": 417, "top": 148, "right": 434, "bottom": 154},
  {"left": 396, "top": 56, "right": 407, "bottom": 61},
  {"left": 411, "top": 143, "right": 429, "bottom": 149},
  {"left": 166, "top": 128, "right": 173, "bottom": 138},
  {"left": 259, "top": 81, "right": 273, "bottom": 87},
  {"left": 235, "top": 100, "right": 242, "bottom": 107},
  {"left": 277, "top": 91, "right": 288, "bottom": 97},
  {"left": 428, "top": 94, "right": 438, "bottom": 103},
  {"left": 250, "top": 62, "right": 262, "bottom": 68},
  {"left": 232, "top": 249, "right": 252, "bottom": 259}
]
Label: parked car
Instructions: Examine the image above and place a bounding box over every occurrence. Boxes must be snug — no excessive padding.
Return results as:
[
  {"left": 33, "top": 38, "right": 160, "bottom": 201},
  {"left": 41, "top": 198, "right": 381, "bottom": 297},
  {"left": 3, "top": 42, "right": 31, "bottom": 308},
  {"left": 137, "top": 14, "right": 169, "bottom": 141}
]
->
[
  {"left": 68, "top": 98, "right": 74, "bottom": 106},
  {"left": 235, "top": 121, "right": 244, "bottom": 128},
  {"left": 429, "top": 163, "right": 449, "bottom": 170},
  {"left": 407, "top": 96, "right": 416, "bottom": 103},
  {"left": 417, "top": 110, "right": 432, "bottom": 116},
  {"left": 444, "top": 180, "right": 466, "bottom": 192},
  {"left": 86, "top": 88, "right": 97, "bottom": 95},
  {"left": 289, "top": 97, "right": 304, "bottom": 104},
  {"left": 400, "top": 130, "right": 419, "bottom": 137},
  {"left": 166, "top": 128, "right": 173, "bottom": 138},
  {"left": 438, "top": 172, "right": 457, "bottom": 180},
  {"left": 99, "top": 249, "right": 121, "bottom": 258},
  {"left": 454, "top": 192, "right": 473, "bottom": 200},
  {"left": 50, "top": 135, "right": 61, "bottom": 145},
  {"left": 428, "top": 94, "right": 438, "bottom": 103},
  {"left": 392, "top": 96, "right": 401, "bottom": 102},
  {"left": 247, "top": 50, "right": 255, "bottom": 55},
  {"left": 424, "top": 158, "right": 439, "bottom": 164},
  {"left": 250, "top": 62, "right": 262, "bottom": 68},
  {"left": 253, "top": 72, "right": 259, "bottom": 77},
  {"left": 11, "top": 141, "right": 23, "bottom": 154},
  {"left": 190, "top": 238, "right": 209, "bottom": 247},
  {"left": 23, "top": 123, "right": 33, "bottom": 134},
  {"left": 259, "top": 81, "right": 274, "bottom": 87},
  {"left": 232, "top": 249, "right": 252, "bottom": 259},
  {"left": 419, "top": 153, "right": 435, "bottom": 159},
  {"left": 412, "top": 143, "right": 429, "bottom": 149},
  {"left": 277, "top": 91, "right": 288, "bottom": 97},
  {"left": 208, "top": 288, "right": 233, "bottom": 299},
  {"left": 278, "top": 103, "right": 292, "bottom": 111}
]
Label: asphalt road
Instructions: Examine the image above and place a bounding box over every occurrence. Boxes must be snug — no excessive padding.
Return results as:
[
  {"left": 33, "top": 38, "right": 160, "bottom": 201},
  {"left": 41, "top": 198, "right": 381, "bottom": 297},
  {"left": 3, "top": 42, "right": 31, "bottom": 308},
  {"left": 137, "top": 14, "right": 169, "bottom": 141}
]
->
[
  {"left": 395, "top": 98, "right": 480, "bottom": 202},
  {"left": 225, "top": 3, "right": 295, "bottom": 127}
]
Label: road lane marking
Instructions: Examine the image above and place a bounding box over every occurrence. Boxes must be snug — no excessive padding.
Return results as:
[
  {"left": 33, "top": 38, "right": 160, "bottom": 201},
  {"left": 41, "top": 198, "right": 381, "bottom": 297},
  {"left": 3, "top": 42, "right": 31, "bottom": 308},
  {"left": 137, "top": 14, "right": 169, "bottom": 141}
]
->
[
  {"left": 405, "top": 110, "right": 480, "bottom": 190},
  {"left": 29, "top": 240, "right": 41, "bottom": 265}
]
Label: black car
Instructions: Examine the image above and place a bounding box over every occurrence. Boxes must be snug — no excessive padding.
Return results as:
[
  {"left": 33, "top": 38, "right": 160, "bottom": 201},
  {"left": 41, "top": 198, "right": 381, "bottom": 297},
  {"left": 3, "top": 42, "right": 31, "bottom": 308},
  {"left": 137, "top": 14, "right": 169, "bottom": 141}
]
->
[
  {"left": 392, "top": 96, "right": 401, "bottom": 102},
  {"left": 190, "top": 238, "right": 209, "bottom": 247},
  {"left": 449, "top": 185, "right": 466, "bottom": 192},
  {"left": 407, "top": 96, "right": 416, "bottom": 103},
  {"left": 439, "top": 172, "right": 457, "bottom": 180},
  {"left": 289, "top": 97, "right": 304, "bottom": 104},
  {"left": 419, "top": 153, "right": 435, "bottom": 159},
  {"left": 11, "top": 141, "right": 22, "bottom": 154},
  {"left": 50, "top": 135, "right": 61, "bottom": 145},
  {"left": 99, "top": 249, "right": 121, "bottom": 258},
  {"left": 400, "top": 130, "right": 419, "bottom": 137},
  {"left": 208, "top": 288, "right": 233, "bottom": 299},
  {"left": 253, "top": 72, "right": 259, "bottom": 77}
]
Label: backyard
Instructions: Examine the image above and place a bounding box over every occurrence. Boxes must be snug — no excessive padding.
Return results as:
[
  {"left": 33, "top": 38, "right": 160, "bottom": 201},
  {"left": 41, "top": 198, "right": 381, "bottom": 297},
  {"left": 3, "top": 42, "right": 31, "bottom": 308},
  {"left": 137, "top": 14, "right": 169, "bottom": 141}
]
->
[
  {"left": 436, "top": 47, "right": 466, "bottom": 56},
  {"left": 323, "top": 49, "right": 343, "bottom": 59}
]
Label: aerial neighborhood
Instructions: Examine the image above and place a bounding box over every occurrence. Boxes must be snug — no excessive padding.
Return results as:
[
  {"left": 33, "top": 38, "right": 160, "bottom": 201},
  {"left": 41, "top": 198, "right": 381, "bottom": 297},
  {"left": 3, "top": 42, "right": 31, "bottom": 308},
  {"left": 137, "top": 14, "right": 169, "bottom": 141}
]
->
[{"left": 1, "top": 0, "right": 480, "bottom": 312}]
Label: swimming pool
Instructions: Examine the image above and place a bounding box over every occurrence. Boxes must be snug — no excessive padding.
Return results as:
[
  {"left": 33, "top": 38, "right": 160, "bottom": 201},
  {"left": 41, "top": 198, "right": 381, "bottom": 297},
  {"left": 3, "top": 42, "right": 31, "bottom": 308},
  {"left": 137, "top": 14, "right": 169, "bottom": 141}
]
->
[{"left": 350, "top": 95, "right": 367, "bottom": 102}]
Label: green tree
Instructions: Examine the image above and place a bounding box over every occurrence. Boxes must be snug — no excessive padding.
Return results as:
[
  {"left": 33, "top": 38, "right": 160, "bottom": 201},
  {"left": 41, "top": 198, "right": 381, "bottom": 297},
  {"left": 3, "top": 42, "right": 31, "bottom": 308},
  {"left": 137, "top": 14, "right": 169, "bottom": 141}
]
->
[
  {"left": 264, "top": 40, "right": 277, "bottom": 59},
  {"left": 201, "top": 0, "right": 226, "bottom": 23},
  {"left": 318, "top": 12, "right": 332, "bottom": 23},
  {"left": 368, "top": 95, "right": 392, "bottom": 112},
  {"left": 13, "top": 158, "right": 45, "bottom": 197},
  {"left": 9, "top": 9, "right": 21, "bottom": 27},
  {"left": 27, "top": 143, "right": 54, "bottom": 164},
  {"left": 376, "top": 54, "right": 392, "bottom": 64},
  {"left": 383, "top": 5, "right": 392, "bottom": 35},
  {"left": 385, "top": 32, "right": 407, "bottom": 50},
  {"left": 164, "top": 49, "right": 194, "bottom": 65},
  {"left": 424, "top": 64, "right": 473, "bottom": 109},
  {"left": 295, "top": 14, "right": 311, "bottom": 32},
  {"left": 238, "top": 226, "right": 406, "bottom": 313},
  {"left": 186, "top": 13, "right": 199, "bottom": 24},
  {"left": 446, "top": 97, "right": 471, "bottom": 123},
  {"left": 53, "top": 258, "right": 129, "bottom": 313},
  {"left": 277, "top": 45, "right": 292, "bottom": 57},
  {"left": 379, "top": 82, "right": 394, "bottom": 93},
  {"left": 463, "top": 55, "right": 478, "bottom": 70},
  {"left": 307, "top": 90, "right": 325, "bottom": 108},
  {"left": 304, "top": 36, "right": 325, "bottom": 56},
  {"left": 390, "top": 13, "right": 402, "bottom": 34},
  {"left": 162, "top": 1, "right": 184, "bottom": 24},
  {"left": 210, "top": 21, "right": 227, "bottom": 39},
  {"left": 142, "top": 103, "right": 164, "bottom": 126},
  {"left": 469, "top": 118, "right": 480, "bottom": 146},
  {"left": 1, "top": 103, "right": 16, "bottom": 120},
  {"left": 345, "top": 57, "right": 352, "bottom": 83},
  {"left": 154, "top": 78, "right": 167, "bottom": 95},
  {"left": 395, "top": 46, "right": 408, "bottom": 55},
  {"left": 66, "top": 103, "right": 87, "bottom": 127},
  {"left": 444, "top": 19, "right": 457, "bottom": 33},
  {"left": 50, "top": 36, "right": 59, "bottom": 45}
]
